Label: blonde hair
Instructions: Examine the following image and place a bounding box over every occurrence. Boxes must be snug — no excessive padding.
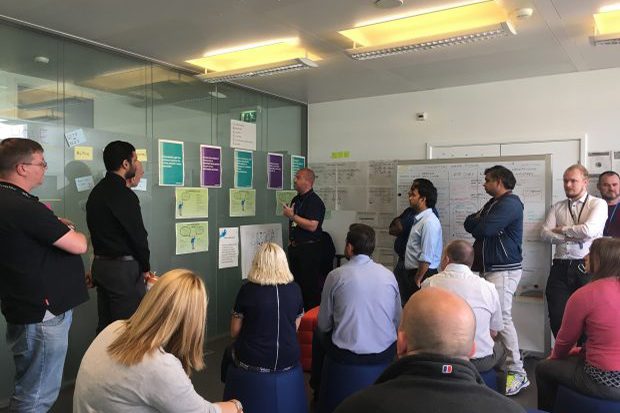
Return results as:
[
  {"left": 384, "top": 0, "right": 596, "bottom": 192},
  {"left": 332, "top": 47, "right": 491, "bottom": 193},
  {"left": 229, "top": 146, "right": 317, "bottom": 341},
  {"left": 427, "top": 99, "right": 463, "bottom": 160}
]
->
[
  {"left": 107, "top": 269, "right": 207, "bottom": 375},
  {"left": 247, "top": 243, "right": 294, "bottom": 285},
  {"left": 565, "top": 164, "right": 589, "bottom": 178}
]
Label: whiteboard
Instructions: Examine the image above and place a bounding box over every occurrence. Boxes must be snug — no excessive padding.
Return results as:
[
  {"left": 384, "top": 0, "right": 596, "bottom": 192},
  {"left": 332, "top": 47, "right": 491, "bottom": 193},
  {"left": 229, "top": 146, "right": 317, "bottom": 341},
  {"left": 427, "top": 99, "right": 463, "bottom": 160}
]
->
[{"left": 397, "top": 155, "right": 552, "bottom": 354}]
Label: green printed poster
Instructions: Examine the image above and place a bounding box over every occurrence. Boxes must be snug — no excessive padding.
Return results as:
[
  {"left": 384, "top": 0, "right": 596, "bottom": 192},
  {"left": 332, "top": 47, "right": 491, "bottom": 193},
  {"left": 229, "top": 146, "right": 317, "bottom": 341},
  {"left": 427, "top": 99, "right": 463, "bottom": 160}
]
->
[
  {"left": 158, "top": 139, "right": 184, "bottom": 186},
  {"left": 175, "top": 188, "right": 208, "bottom": 219},
  {"left": 234, "top": 149, "right": 253, "bottom": 188},
  {"left": 175, "top": 221, "right": 208, "bottom": 255},
  {"left": 275, "top": 190, "right": 297, "bottom": 215},
  {"left": 230, "top": 189, "right": 256, "bottom": 217},
  {"left": 291, "top": 155, "right": 305, "bottom": 189}
]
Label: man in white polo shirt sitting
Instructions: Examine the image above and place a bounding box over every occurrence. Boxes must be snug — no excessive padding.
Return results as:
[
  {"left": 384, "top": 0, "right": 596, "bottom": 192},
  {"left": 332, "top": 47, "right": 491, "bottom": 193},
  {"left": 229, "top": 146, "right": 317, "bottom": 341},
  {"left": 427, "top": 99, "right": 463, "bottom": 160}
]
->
[{"left": 421, "top": 240, "right": 504, "bottom": 373}]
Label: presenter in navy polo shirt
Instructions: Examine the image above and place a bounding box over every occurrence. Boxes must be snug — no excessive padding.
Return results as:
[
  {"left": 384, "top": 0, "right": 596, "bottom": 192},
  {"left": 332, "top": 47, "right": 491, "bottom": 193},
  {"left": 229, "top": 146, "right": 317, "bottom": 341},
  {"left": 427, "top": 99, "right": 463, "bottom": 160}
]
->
[
  {"left": 282, "top": 168, "right": 326, "bottom": 310},
  {"left": 0, "top": 138, "right": 89, "bottom": 411}
]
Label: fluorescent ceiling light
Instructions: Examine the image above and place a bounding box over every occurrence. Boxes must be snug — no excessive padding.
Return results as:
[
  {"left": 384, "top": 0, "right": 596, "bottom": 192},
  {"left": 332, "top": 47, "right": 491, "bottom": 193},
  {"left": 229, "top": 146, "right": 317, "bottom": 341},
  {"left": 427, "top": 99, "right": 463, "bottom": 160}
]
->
[
  {"left": 187, "top": 38, "right": 321, "bottom": 73},
  {"left": 591, "top": 8, "right": 620, "bottom": 45},
  {"left": 339, "top": 0, "right": 516, "bottom": 60},
  {"left": 196, "top": 58, "right": 318, "bottom": 83}
]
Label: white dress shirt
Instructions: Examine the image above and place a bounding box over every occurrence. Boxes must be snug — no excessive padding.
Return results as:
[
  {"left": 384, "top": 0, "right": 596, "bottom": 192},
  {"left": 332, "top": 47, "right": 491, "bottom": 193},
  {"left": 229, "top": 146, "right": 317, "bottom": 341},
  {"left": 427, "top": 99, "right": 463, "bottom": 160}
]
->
[
  {"left": 540, "top": 192, "right": 608, "bottom": 259},
  {"left": 421, "top": 263, "right": 502, "bottom": 358}
]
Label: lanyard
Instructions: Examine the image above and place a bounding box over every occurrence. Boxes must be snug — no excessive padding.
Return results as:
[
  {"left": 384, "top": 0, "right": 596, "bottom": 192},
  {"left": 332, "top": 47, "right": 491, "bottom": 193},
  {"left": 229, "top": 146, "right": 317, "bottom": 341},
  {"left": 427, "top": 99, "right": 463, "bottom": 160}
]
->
[
  {"left": 0, "top": 182, "right": 37, "bottom": 200},
  {"left": 568, "top": 194, "right": 589, "bottom": 225}
]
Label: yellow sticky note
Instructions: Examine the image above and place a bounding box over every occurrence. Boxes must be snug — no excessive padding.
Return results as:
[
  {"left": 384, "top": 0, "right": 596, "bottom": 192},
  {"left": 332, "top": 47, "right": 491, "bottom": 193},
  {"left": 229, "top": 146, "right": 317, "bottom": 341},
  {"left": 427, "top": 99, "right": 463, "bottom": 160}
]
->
[
  {"left": 136, "top": 149, "right": 148, "bottom": 162},
  {"left": 331, "top": 151, "right": 341, "bottom": 159},
  {"left": 74, "top": 146, "right": 93, "bottom": 161},
  {"left": 342, "top": 151, "right": 350, "bottom": 158}
]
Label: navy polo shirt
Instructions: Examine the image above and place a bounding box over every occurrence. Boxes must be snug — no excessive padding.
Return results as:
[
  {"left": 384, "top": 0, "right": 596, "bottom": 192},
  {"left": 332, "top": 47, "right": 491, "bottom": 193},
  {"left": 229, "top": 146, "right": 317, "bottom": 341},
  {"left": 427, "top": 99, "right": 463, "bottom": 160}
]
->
[
  {"left": 0, "top": 182, "right": 88, "bottom": 324},
  {"left": 233, "top": 281, "right": 304, "bottom": 370},
  {"left": 289, "top": 189, "right": 325, "bottom": 243}
]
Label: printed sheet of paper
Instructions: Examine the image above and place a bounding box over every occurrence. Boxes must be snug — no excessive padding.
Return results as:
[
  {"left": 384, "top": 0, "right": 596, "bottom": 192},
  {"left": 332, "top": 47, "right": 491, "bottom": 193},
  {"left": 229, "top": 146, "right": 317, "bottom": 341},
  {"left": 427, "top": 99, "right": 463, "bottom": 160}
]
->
[
  {"left": 175, "top": 187, "right": 208, "bottom": 219},
  {"left": 218, "top": 227, "right": 239, "bottom": 269},
  {"left": 175, "top": 221, "right": 209, "bottom": 255},
  {"left": 75, "top": 175, "right": 94, "bottom": 192},
  {"left": 230, "top": 189, "right": 256, "bottom": 217},
  {"left": 158, "top": 139, "right": 184, "bottom": 186},
  {"left": 230, "top": 119, "right": 257, "bottom": 151},
  {"left": 131, "top": 178, "right": 147, "bottom": 192},
  {"left": 234, "top": 149, "right": 253, "bottom": 188},
  {"left": 291, "top": 155, "right": 306, "bottom": 189},
  {"left": 65, "top": 129, "right": 86, "bottom": 148},
  {"left": 240, "top": 223, "right": 282, "bottom": 279},
  {"left": 275, "top": 190, "right": 297, "bottom": 215},
  {"left": 587, "top": 151, "right": 611, "bottom": 175}
]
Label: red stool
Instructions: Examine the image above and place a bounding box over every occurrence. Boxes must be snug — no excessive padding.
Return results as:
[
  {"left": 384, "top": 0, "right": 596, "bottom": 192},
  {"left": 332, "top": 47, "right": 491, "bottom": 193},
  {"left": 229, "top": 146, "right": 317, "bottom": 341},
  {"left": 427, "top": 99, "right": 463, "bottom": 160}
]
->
[{"left": 297, "top": 306, "right": 320, "bottom": 371}]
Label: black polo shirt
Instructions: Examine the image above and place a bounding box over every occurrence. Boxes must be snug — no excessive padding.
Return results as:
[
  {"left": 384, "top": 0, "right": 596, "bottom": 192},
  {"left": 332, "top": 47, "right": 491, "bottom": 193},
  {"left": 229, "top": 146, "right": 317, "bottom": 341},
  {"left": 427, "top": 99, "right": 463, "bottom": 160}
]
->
[
  {"left": 86, "top": 172, "right": 150, "bottom": 272},
  {"left": 289, "top": 188, "right": 325, "bottom": 243},
  {"left": 0, "top": 182, "right": 89, "bottom": 324}
]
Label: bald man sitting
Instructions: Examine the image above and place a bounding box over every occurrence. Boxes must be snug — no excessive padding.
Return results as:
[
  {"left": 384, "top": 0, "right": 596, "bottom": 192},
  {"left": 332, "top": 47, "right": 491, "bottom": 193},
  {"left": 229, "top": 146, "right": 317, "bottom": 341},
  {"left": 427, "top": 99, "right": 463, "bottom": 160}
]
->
[
  {"left": 422, "top": 240, "right": 505, "bottom": 373},
  {"left": 334, "top": 288, "right": 525, "bottom": 413}
]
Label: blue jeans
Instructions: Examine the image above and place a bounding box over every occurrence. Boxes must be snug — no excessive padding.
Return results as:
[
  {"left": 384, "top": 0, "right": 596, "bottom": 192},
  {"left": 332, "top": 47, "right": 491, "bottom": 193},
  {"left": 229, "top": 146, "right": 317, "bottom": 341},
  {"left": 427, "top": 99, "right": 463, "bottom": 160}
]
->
[{"left": 6, "top": 310, "right": 72, "bottom": 412}]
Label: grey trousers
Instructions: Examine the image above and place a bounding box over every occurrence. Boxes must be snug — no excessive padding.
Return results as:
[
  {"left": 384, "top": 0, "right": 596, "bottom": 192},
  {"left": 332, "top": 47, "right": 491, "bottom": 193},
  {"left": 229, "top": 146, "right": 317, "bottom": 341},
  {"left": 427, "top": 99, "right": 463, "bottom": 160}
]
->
[{"left": 536, "top": 355, "right": 620, "bottom": 411}]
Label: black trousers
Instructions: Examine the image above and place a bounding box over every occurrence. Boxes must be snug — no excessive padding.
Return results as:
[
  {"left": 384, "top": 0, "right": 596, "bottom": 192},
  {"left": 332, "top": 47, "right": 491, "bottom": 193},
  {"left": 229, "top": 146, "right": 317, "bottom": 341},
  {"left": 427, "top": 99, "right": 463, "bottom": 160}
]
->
[
  {"left": 288, "top": 241, "right": 323, "bottom": 311},
  {"left": 92, "top": 258, "right": 146, "bottom": 333},
  {"left": 309, "top": 329, "right": 396, "bottom": 394},
  {"left": 545, "top": 259, "right": 590, "bottom": 337},
  {"left": 397, "top": 266, "right": 438, "bottom": 305}
]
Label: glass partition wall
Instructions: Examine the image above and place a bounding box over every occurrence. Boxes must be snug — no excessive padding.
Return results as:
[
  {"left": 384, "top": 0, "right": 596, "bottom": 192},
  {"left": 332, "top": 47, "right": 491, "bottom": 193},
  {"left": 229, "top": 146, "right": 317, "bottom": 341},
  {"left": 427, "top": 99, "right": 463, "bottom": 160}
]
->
[{"left": 0, "top": 20, "right": 306, "bottom": 404}]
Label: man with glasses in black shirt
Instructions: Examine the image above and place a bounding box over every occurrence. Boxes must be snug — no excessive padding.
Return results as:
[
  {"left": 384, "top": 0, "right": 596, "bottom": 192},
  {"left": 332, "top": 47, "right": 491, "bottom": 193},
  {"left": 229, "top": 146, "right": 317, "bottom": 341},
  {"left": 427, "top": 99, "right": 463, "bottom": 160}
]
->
[
  {"left": 87, "top": 141, "right": 151, "bottom": 333},
  {"left": 282, "top": 168, "right": 326, "bottom": 310},
  {"left": 0, "top": 138, "right": 89, "bottom": 411}
]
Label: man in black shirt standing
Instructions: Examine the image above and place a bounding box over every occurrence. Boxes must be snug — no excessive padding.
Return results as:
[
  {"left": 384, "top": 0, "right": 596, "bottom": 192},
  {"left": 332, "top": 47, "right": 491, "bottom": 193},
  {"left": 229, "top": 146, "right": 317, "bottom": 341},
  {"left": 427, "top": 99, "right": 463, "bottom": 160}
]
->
[
  {"left": 0, "top": 138, "right": 89, "bottom": 411},
  {"left": 87, "top": 140, "right": 151, "bottom": 333},
  {"left": 283, "top": 168, "right": 326, "bottom": 310}
]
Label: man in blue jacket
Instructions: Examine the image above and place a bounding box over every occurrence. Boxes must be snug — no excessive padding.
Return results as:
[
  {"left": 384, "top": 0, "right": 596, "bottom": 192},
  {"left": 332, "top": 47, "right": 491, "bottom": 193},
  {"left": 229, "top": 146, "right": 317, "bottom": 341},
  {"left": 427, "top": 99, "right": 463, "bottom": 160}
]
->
[{"left": 464, "top": 165, "right": 528, "bottom": 396}]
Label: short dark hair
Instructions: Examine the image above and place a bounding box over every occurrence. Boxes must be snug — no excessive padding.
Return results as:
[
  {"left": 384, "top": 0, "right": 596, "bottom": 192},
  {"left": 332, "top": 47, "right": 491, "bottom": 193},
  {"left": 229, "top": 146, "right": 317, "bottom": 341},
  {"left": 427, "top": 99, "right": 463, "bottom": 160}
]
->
[
  {"left": 445, "top": 240, "right": 474, "bottom": 267},
  {"left": 103, "top": 141, "right": 136, "bottom": 172},
  {"left": 484, "top": 165, "right": 516, "bottom": 190},
  {"left": 411, "top": 178, "right": 438, "bottom": 208},
  {"left": 0, "top": 138, "right": 43, "bottom": 178},
  {"left": 598, "top": 170, "right": 620, "bottom": 184},
  {"left": 346, "top": 223, "right": 375, "bottom": 256}
]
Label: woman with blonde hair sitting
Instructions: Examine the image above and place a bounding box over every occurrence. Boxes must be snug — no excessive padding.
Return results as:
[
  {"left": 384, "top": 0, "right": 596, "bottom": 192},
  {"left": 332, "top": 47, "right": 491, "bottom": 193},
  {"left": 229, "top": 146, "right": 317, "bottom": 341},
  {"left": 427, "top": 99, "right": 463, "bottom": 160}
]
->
[
  {"left": 536, "top": 237, "right": 620, "bottom": 411},
  {"left": 74, "top": 269, "right": 242, "bottom": 413},
  {"left": 223, "top": 242, "right": 307, "bottom": 413}
]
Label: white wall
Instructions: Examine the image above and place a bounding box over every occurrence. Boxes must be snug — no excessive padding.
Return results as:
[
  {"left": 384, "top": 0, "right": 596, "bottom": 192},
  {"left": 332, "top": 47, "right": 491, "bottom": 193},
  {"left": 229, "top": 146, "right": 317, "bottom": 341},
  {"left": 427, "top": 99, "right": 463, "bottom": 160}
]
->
[{"left": 308, "top": 67, "right": 620, "bottom": 162}]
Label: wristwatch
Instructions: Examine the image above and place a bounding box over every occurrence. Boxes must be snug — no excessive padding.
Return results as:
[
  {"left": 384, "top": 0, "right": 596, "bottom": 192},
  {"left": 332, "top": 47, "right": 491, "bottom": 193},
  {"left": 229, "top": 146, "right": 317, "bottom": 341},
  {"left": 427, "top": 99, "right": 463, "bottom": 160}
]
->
[{"left": 230, "top": 399, "right": 243, "bottom": 412}]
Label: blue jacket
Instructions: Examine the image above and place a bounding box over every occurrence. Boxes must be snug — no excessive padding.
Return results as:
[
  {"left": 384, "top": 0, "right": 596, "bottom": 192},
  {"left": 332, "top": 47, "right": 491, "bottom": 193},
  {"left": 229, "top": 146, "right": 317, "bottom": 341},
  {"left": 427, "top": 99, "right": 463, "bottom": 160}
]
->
[{"left": 464, "top": 192, "right": 523, "bottom": 272}]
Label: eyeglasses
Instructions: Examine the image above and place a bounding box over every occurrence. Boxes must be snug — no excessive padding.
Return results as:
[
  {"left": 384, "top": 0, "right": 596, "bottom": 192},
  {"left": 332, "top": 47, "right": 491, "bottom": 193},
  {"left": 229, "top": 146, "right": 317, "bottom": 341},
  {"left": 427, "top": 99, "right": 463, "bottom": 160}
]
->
[{"left": 22, "top": 161, "right": 48, "bottom": 169}]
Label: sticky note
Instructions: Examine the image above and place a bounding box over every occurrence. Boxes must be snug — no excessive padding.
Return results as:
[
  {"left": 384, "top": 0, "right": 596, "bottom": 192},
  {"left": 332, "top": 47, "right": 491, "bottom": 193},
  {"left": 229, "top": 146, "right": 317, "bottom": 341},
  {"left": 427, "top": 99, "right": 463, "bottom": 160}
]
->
[
  {"left": 74, "top": 146, "right": 93, "bottom": 161},
  {"left": 136, "top": 149, "right": 148, "bottom": 162}
]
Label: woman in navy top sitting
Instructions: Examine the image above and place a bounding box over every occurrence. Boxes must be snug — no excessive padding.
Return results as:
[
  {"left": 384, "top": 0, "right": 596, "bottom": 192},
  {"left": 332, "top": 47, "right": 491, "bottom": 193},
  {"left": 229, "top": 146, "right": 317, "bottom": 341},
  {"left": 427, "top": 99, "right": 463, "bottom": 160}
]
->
[{"left": 230, "top": 242, "right": 304, "bottom": 372}]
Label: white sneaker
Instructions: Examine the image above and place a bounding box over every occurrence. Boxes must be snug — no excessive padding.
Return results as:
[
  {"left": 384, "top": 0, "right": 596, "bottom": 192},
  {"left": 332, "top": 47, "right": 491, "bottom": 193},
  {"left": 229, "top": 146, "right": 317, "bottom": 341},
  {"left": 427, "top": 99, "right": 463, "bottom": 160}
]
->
[{"left": 505, "top": 372, "right": 530, "bottom": 396}]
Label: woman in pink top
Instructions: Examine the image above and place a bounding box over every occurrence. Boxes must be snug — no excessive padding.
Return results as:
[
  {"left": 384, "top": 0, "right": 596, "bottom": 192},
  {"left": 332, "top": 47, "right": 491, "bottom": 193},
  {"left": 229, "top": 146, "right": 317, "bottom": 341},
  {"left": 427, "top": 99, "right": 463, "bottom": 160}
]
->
[{"left": 536, "top": 237, "right": 620, "bottom": 410}]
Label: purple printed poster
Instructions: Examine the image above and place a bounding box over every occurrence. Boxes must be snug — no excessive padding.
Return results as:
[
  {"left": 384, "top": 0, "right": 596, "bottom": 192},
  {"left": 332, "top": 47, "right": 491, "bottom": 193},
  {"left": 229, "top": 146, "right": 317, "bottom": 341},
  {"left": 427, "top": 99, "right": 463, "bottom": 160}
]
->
[
  {"left": 267, "top": 153, "right": 284, "bottom": 190},
  {"left": 200, "top": 145, "right": 222, "bottom": 188}
]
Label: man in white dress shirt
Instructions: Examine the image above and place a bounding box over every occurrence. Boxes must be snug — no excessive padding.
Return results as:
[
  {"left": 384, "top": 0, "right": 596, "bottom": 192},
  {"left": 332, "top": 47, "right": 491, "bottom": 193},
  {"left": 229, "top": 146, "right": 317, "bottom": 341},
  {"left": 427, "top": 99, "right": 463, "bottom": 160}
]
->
[
  {"left": 541, "top": 164, "right": 607, "bottom": 337},
  {"left": 421, "top": 240, "right": 504, "bottom": 373}
]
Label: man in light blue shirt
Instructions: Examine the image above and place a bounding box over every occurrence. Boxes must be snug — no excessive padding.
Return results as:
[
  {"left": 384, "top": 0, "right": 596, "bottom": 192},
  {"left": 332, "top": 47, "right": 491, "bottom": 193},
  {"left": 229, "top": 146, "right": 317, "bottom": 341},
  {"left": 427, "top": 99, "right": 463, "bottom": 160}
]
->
[
  {"left": 310, "top": 223, "right": 402, "bottom": 397},
  {"left": 403, "top": 178, "right": 443, "bottom": 302}
]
